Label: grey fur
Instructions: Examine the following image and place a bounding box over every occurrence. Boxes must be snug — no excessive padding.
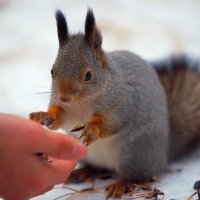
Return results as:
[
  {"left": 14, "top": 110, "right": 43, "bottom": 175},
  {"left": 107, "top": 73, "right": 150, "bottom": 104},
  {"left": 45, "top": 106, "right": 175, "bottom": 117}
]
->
[
  {"left": 50, "top": 10, "right": 169, "bottom": 181},
  {"left": 95, "top": 51, "right": 169, "bottom": 180}
]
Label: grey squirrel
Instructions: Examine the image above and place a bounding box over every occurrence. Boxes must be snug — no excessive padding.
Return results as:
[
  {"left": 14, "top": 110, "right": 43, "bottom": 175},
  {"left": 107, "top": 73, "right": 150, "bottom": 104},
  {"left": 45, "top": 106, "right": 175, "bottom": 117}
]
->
[{"left": 29, "top": 9, "right": 200, "bottom": 198}]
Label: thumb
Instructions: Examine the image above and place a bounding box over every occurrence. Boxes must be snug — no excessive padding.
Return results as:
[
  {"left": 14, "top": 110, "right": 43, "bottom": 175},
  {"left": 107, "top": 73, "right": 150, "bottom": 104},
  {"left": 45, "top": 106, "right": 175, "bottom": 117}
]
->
[{"left": 41, "top": 131, "right": 87, "bottom": 160}]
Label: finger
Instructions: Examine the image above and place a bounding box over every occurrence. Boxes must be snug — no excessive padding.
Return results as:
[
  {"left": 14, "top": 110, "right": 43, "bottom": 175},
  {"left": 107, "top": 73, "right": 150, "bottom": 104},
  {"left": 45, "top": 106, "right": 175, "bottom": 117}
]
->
[
  {"left": 45, "top": 159, "right": 77, "bottom": 185},
  {"left": 36, "top": 185, "right": 54, "bottom": 197},
  {"left": 42, "top": 131, "right": 87, "bottom": 160}
]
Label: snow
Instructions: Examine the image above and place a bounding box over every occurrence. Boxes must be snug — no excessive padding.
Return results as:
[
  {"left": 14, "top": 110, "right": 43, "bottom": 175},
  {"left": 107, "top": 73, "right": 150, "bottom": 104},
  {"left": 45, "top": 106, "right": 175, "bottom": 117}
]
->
[{"left": 0, "top": 0, "right": 200, "bottom": 199}]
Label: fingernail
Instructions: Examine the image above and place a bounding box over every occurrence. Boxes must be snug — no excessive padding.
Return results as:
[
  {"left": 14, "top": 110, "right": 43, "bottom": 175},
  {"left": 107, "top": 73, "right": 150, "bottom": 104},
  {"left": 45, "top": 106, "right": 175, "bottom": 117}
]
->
[{"left": 73, "top": 141, "right": 87, "bottom": 159}]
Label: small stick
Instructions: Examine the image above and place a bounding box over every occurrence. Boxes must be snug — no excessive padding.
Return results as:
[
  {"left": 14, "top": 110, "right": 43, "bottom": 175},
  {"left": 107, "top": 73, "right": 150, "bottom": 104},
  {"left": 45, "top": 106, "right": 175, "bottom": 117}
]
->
[{"left": 70, "top": 124, "right": 85, "bottom": 132}]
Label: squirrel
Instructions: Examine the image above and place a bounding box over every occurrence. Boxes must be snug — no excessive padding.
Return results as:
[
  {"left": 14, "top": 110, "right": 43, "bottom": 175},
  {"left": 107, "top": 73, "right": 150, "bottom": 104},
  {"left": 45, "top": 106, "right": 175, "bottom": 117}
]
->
[{"left": 29, "top": 9, "right": 200, "bottom": 198}]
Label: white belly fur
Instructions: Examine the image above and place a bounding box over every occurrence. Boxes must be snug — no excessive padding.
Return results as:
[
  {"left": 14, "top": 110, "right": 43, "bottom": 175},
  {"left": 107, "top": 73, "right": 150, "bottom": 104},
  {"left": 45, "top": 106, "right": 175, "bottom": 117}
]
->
[
  {"left": 83, "top": 134, "right": 120, "bottom": 170},
  {"left": 58, "top": 97, "right": 119, "bottom": 170}
]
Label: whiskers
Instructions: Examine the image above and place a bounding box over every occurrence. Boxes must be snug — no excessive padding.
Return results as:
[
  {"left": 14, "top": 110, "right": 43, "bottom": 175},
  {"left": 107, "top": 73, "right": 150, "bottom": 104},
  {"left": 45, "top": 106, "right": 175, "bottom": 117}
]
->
[
  {"left": 73, "top": 92, "right": 96, "bottom": 109},
  {"left": 5, "top": 90, "right": 56, "bottom": 110},
  {"left": 11, "top": 91, "right": 54, "bottom": 101}
]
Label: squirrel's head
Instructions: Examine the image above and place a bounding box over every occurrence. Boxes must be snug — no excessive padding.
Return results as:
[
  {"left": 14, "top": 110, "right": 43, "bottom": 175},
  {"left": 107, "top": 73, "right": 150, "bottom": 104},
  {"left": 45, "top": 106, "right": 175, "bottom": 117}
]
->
[{"left": 52, "top": 9, "right": 108, "bottom": 105}]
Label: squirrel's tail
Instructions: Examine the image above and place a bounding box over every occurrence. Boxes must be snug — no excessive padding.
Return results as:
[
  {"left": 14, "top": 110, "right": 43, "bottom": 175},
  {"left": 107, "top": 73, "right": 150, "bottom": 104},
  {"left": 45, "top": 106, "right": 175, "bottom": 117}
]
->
[{"left": 152, "top": 55, "right": 200, "bottom": 160}]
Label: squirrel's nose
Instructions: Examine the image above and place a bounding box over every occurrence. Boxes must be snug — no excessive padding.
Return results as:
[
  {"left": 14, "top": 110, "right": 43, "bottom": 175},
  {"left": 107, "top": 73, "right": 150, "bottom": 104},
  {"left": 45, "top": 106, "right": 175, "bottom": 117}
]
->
[{"left": 59, "top": 95, "right": 72, "bottom": 103}]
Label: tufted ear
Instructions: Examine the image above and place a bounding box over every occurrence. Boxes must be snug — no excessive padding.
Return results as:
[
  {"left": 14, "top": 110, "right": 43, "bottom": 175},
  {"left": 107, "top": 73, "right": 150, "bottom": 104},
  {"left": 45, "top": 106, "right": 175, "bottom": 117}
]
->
[
  {"left": 85, "top": 9, "right": 102, "bottom": 49},
  {"left": 55, "top": 10, "right": 68, "bottom": 46}
]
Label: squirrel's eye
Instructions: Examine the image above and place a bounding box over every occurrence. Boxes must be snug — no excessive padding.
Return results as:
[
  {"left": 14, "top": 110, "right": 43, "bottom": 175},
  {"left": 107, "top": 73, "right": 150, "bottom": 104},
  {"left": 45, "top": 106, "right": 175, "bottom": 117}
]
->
[{"left": 84, "top": 70, "right": 92, "bottom": 82}]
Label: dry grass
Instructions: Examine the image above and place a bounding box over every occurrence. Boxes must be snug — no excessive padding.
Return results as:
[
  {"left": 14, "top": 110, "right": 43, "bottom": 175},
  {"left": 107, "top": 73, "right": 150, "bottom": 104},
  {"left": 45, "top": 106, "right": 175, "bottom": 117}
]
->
[{"left": 53, "top": 183, "right": 165, "bottom": 200}]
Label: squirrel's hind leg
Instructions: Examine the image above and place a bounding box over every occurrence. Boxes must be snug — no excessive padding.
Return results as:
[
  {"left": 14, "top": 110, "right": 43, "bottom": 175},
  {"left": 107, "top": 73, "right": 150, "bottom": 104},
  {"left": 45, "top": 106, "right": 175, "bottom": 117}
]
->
[
  {"left": 65, "top": 165, "right": 114, "bottom": 184},
  {"left": 105, "top": 179, "right": 136, "bottom": 198},
  {"left": 105, "top": 178, "right": 158, "bottom": 199}
]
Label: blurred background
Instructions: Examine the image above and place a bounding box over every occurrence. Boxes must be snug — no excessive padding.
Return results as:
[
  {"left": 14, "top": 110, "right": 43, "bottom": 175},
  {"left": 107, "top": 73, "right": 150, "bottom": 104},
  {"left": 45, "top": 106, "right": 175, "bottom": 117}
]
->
[
  {"left": 0, "top": 1, "right": 200, "bottom": 199},
  {"left": 0, "top": 0, "right": 199, "bottom": 117}
]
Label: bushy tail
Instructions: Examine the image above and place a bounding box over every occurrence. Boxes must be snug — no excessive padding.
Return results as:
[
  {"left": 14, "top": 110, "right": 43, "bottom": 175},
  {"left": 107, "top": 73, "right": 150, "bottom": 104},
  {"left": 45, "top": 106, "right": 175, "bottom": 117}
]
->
[{"left": 151, "top": 55, "right": 200, "bottom": 160}]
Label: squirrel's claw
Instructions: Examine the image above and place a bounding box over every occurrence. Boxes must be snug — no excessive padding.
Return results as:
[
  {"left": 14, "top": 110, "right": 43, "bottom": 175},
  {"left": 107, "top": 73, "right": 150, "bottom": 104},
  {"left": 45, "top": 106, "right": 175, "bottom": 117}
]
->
[
  {"left": 79, "top": 129, "right": 87, "bottom": 140},
  {"left": 80, "top": 123, "right": 100, "bottom": 146},
  {"left": 29, "top": 112, "right": 55, "bottom": 128}
]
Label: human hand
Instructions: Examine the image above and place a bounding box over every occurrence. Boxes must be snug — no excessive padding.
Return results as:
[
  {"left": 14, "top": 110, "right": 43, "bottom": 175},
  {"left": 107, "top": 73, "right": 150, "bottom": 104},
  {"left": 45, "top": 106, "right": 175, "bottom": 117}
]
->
[{"left": 0, "top": 113, "right": 86, "bottom": 200}]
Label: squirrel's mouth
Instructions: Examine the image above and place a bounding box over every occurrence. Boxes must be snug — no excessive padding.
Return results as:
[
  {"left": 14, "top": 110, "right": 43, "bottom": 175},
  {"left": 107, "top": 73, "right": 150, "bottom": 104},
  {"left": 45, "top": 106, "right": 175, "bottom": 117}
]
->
[
  {"left": 57, "top": 93, "right": 87, "bottom": 107},
  {"left": 56, "top": 92, "right": 74, "bottom": 107},
  {"left": 58, "top": 94, "right": 72, "bottom": 103},
  {"left": 56, "top": 89, "right": 98, "bottom": 108}
]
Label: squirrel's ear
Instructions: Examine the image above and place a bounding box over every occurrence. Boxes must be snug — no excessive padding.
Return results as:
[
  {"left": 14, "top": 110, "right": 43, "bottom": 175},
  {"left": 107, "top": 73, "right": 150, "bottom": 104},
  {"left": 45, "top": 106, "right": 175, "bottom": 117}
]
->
[
  {"left": 85, "top": 9, "right": 102, "bottom": 49},
  {"left": 55, "top": 10, "right": 68, "bottom": 46}
]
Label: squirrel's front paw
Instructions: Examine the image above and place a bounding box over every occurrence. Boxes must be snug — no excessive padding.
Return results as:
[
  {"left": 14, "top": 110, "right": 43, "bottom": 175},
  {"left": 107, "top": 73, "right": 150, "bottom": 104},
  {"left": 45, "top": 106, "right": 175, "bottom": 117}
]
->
[
  {"left": 80, "top": 122, "right": 101, "bottom": 146},
  {"left": 29, "top": 112, "right": 55, "bottom": 128}
]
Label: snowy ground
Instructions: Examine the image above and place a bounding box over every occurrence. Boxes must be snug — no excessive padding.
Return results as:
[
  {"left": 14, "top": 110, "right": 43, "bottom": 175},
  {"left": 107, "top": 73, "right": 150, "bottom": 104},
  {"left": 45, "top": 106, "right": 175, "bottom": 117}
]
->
[{"left": 0, "top": 0, "right": 200, "bottom": 199}]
